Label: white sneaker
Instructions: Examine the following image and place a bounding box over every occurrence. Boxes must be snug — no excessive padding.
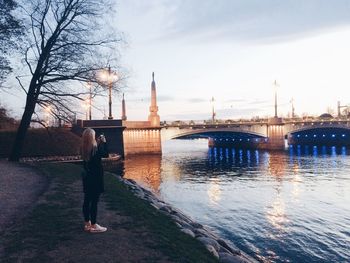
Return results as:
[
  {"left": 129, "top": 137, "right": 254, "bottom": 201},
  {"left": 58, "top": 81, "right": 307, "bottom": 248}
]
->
[
  {"left": 84, "top": 221, "right": 91, "bottom": 232},
  {"left": 90, "top": 223, "right": 107, "bottom": 233}
]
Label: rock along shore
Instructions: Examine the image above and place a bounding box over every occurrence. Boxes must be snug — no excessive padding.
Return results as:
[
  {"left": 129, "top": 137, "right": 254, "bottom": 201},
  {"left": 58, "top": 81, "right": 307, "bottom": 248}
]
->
[{"left": 116, "top": 176, "right": 258, "bottom": 263}]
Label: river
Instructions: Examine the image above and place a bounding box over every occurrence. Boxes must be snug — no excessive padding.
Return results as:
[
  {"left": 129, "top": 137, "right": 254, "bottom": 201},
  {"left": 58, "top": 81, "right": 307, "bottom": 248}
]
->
[{"left": 115, "top": 139, "right": 350, "bottom": 262}]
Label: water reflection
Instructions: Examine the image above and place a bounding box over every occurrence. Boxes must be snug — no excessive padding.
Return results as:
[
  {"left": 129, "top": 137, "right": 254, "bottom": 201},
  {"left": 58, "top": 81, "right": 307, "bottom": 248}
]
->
[
  {"left": 122, "top": 155, "right": 162, "bottom": 193},
  {"left": 268, "top": 152, "right": 286, "bottom": 178},
  {"left": 114, "top": 141, "right": 350, "bottom": 262},
  {"left": 266, "top": 152, "right": 289, "bottom": 232},
  {"left": 266, "top": 194, "right": 287, "bottom": 232},
  {"left": 207, "top": 178, "right": 221, "bottom": 206}
]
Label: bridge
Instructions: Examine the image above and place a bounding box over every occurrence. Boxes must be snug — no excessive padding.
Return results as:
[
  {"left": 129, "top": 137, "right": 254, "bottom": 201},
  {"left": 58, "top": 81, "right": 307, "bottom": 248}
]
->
[
  {"left": 161, "top": 118, "right": 350, "bottom": 149},
  {"left": 80, "top": 73, "right": 350, "bottom": 156}
]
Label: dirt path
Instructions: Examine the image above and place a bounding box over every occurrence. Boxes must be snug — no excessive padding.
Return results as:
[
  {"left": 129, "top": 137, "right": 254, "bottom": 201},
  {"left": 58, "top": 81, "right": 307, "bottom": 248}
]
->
[
  {"left": 1, "top": 163, "right": 216, "bottom": 262},
  {"left": 0, "top": 160, "right": 47, "bottom": 234}
]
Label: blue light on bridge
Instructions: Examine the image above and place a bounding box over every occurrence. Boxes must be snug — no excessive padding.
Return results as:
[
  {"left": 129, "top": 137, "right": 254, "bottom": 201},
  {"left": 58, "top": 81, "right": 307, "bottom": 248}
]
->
[
  {"left": 313, "top": 134, "right": 317, "bottom": 137},
  {"left": 247, "top": 139, "right": 250, "bottom": 141},
  {"left": 331, "top": 146, "right": 336, "bottom": 156},
  {"left": 305, "top": 135, "right": 308, "bottom": 137},
  {"left": 323, "top": 134, "right": 326, "bottom": 137},
  {"left": 332, "top": 134, "right": 336, "bottom": 138},
  {"left": 342, "top": 146, "right": 346, "bottom": 155},
  {"left": 342, "top": 134, "right": 346, "bottom": 137},
  {"left": 297, "top": 135, "right": 300, "bottom": 138}
]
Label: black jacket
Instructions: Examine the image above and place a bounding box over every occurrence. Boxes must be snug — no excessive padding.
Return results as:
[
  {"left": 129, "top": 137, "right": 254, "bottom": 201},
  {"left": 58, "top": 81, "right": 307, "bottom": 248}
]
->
[{"left": 82, "top": 142, "right": 109, "bottom": 194}]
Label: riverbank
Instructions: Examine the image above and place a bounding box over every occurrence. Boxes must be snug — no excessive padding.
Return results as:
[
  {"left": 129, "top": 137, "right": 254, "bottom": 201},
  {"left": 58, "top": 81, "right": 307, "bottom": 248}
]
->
[{"left": 0, "top": 162, "right": 219, "bottom": 262}]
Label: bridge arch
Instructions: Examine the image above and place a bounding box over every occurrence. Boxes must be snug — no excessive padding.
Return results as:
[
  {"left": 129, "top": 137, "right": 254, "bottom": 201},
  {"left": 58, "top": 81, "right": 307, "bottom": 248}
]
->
[
  {"left": 169, "top": 128, "right": 267, "bottom": 140},
  {"left": 287, "top": 126, "right": 350, "bottom": 146}
]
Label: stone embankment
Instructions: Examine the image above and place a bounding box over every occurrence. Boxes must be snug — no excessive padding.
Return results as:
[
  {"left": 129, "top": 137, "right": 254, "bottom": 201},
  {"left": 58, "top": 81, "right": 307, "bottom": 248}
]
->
[{"left": 117, "top": 176, "right": 258, "bottom": 263}]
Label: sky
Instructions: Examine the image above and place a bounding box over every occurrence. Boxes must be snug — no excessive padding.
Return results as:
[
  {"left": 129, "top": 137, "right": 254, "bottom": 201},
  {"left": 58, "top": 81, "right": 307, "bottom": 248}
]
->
[{"left": 4, "top": 0, "right": 350, "bottom": 121}]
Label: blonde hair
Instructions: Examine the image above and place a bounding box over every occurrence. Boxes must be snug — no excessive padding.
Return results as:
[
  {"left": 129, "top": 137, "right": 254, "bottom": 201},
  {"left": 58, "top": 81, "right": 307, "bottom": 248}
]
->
[{"left": 81, "top": 128, "right": 97, "bottom": 161}]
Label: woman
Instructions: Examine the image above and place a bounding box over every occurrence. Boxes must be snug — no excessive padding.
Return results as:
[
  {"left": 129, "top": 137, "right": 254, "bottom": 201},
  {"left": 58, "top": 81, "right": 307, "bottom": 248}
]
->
[{"left": 81, "top": 128, "right": 109, "bottom": 233}]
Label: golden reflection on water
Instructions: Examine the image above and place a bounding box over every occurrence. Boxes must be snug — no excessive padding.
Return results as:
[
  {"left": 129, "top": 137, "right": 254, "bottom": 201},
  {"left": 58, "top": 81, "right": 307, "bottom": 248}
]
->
[
  {"left": 123, "top": 155, "right": 162, "bottom": 193},
  {"left": 266, "top": 194, "right": 289, "bottom": 232},
  {"left": 266, "top": 152, "right": 290, "bottom": 232},
  {"left": 207, "top": 178, "right": 221, "bottom": 205},
  {"left": 268, "top": 152, "right": 286, "bottom": 178}
]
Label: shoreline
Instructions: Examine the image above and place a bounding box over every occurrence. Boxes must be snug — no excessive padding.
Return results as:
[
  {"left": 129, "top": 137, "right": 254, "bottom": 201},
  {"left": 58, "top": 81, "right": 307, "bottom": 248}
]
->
[
  {"left": 1, "top": 157, "right": 257, "bottom": 262},
  {"left": 116, "top": 174, "right": 258, "bottom": 263},
  {"left": 1, "top": 162, "right": 219, "bottom": 262}
]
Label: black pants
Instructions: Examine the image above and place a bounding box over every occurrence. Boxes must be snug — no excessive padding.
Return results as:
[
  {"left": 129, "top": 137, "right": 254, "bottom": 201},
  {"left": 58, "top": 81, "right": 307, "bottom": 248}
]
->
[{"left": 82, "top": 192, "right": 100, "bottom": 225}]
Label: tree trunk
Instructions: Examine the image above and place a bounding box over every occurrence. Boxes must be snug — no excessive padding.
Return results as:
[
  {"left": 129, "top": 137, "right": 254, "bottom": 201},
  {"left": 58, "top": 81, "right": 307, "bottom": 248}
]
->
[{"left": 8, "top": 93, "right": 37, "bottom": 162}]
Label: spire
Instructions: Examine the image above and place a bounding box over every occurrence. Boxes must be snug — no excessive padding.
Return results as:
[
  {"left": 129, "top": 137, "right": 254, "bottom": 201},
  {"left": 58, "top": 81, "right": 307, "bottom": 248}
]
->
[
  {"left": 151, "top": 72, "right": 156, "bottom": 90},
  {"left": 148, "top": 72, "right": 160, "bottom": 126},
  {"left": 121, "top": 93, "right": 127, "bottom": 121}
]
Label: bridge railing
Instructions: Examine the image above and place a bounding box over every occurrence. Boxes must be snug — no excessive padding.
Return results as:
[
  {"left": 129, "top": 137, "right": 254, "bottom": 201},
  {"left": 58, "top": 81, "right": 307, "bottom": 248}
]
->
[{"left": 162, "top": 117, "right": 350, "bottom": 128}]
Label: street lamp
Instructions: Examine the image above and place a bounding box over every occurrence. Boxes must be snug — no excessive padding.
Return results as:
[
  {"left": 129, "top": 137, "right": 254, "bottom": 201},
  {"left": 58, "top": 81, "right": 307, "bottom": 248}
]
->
[
  {"left": 81, "top": 99, "right": 90, "bottom": 120},
  {"left": 98, "top": 66, "right": 118, "bottom": 120},
  {"left": 87, "top": 82, "right": 92, "bottom": 120},
  {"left": 290, "top": 97, "right": 295, "bottom": 118},
  {"left": 44, "top": 105, "right": 51, "bottom": 127},
  {"left": 273, "top": 80, "right": 279, "bottom": 118},
  {"left": 211, "top": 96, "right": 216, "bottom": 124}
]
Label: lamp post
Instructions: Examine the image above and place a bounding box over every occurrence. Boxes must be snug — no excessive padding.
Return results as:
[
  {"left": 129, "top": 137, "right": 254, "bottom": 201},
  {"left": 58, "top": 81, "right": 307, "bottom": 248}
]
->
[
  {"left": 211, "top": 96, "right": 216, "bottom": 124},
  {"left": 273, "top": 80, "right": 279, "bottom": 118},
  {"left": 290, "top": 97, "right": 295, "bottom": 118},
  {"left": 81, "top": 99, "right": 89, "bottom": 120},
  {"left": 88, "top": 82, "right": 92, "bottom": 120},
  {"left": 98, "top": 66, "right": 117, "bottom": 120},
  {"left": 107, "top": 66, "right": 113, "bottom": 119},
  {"left": 44, "top": 105, "right": 51, "bottom": 127}
]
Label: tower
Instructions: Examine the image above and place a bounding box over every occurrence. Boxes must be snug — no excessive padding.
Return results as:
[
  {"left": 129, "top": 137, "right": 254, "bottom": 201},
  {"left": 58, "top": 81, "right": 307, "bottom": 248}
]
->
[
  {"left": 148, "top": 72, "right": 160, "bottom": 126},
  {"left": 121, "top": 93, "right": 127, "bottom": 121}
]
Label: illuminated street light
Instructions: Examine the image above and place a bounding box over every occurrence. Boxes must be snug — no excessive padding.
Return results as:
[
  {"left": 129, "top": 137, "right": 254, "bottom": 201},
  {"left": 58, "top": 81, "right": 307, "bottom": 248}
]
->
[{"left": 98, "top": 66, "right": 118, "bottom": 120}]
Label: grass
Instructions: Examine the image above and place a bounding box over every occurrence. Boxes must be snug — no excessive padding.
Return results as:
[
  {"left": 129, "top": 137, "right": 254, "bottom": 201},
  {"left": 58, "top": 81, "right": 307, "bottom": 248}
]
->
[
  {"left": 1, "top": 163, "right": 218, "bottom": 263},
  {"left": 104, "top": 172, "right": 218, "bottom": 262},
  {"left": 0, "top": 128, "right": 81, "bottom": 158}
]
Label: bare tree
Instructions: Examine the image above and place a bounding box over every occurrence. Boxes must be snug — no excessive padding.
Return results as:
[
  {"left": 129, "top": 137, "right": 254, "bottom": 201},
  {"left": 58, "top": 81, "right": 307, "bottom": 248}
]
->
[
  {"left": 0, "top": 0, "right": 23, "bottom": 86},
  {"left": 9, "top": 0, "right": 123, "bottom": 161}
]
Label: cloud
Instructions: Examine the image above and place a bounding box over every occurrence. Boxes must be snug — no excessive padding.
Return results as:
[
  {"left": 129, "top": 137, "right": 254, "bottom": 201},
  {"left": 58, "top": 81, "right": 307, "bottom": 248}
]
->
[
  {"left": 224, "top": 99, "right": 247, "bottom": 104},
  {"left": 161, "top": 0, "right": 350, "bottom": 43},
  {"left": 162, "top": 107, "right": 265, "bottom": 121},
  {"left": 126, "top": 95, "right": 174, "bottom": 103},
  {"left": 246, "top": 99, "right": 270, "bottom": 106},
  {"left": 215, "top": 107, "right": 263, "bottom": 118},
  {"left": 157, "top": 95, "right": 174, "bottom": 102},
  {"left": 186, "top": 98, "right": 208, "bottom": 103}
]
